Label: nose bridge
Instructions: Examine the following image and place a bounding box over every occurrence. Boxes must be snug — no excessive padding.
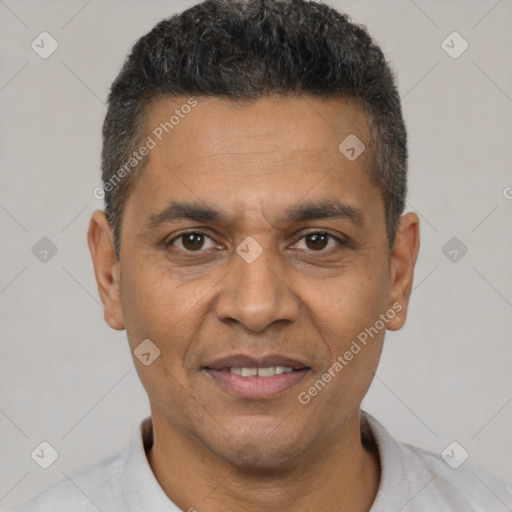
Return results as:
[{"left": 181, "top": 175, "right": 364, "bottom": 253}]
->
[{"left": 215, "top": 240, "right": 299, "bottom": 332}]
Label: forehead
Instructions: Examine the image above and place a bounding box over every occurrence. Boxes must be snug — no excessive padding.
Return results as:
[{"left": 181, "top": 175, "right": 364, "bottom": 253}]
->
[
  {"left": 144, "top": 95, "right": 370, "bottom": 163},
  {"left": 124, "top": 95, "right": 381, "bottom": 230}
]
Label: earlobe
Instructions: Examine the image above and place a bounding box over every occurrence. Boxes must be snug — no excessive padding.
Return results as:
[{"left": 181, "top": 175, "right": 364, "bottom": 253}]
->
[
  {"left": 87, "top": 210, "right": 125, "bottom": 331},
  {"left": 386, "top": 212, "right": 420, "bottom": 331}
]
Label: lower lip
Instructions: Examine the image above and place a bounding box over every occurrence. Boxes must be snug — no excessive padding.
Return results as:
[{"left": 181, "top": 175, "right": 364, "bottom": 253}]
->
[{"left": 204, "top": 369, "right": 309, "bottom": 399}]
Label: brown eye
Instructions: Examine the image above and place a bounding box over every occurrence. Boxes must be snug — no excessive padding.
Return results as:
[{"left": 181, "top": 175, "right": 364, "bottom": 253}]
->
[
  {"left": 169, "top": 231, "right": 216, "bottom": 252},
  {"left": 293, "top": 231, "right": 345, "bottom": 252},
  {"left": 182, "top": 232, "right": 205, "bottom": 251},
  {"left": 305, "top": 232, "right": 329, "bottom": 250}
]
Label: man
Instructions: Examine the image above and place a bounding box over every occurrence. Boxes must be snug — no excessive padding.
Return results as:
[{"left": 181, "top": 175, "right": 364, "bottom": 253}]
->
[{"left": 13, "top": 0, "right": 512, "bottom": 511}]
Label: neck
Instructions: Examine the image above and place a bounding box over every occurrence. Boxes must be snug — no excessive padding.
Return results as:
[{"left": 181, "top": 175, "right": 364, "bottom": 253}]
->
[{"left": 145, "top": 409, "right": 381, "bottom": 512}]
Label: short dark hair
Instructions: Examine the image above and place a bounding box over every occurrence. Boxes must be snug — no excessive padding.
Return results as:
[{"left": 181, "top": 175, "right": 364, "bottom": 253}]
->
[{"left": 101, "top": 0, "right": 407, "bottom": 259}]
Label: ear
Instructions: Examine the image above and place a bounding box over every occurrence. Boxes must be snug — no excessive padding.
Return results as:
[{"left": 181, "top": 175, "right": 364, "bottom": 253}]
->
[
  {"left": 87, "top": 210, "right": 125, "bottom": 330},
  {"left": 386, "top": 212, "right": 420, "bottom": 331}
]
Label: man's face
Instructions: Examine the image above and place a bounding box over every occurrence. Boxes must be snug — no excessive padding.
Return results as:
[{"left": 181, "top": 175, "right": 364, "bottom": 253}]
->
[{"left": 94, "top": 96, "right": 413, "bottom": 467}]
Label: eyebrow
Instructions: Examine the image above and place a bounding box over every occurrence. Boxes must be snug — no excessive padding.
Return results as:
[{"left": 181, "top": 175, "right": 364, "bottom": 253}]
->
[{"left": 144, "top": 199, "right": 364, "bottom": 229}]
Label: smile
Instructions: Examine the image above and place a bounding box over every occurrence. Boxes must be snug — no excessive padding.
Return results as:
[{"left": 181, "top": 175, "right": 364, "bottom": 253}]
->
[
  {"left": 204, "top": 367, "right": 309, "bottom": 399},
  {"left": 227, "top": 366, "right": 294, "bottom": 377}
]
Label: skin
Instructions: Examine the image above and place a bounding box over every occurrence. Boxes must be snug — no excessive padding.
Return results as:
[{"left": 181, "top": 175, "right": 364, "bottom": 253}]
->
[{"left": 88, "top": 95, "right": 420, "bottom": 512}]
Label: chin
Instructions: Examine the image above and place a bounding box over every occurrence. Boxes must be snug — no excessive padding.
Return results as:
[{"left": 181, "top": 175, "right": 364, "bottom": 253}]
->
[{"left": 204, "top": 426, "right": 310, "bottom": 472}]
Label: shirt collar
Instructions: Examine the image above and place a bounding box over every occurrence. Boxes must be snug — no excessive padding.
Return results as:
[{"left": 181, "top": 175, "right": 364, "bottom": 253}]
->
[
  {"left": 122, "top": 416, "right": 181, "bottom": 512},
  {"left": 360, "top": 410, "right": 407, "bottom": 511}
]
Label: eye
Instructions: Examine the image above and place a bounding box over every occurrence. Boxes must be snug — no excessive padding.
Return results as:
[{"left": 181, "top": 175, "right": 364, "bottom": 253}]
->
[
  {"left": 292, "top": 231, "right": 345, "bottom": 252},
  {"left": 167, "top": 231, "right": 218, "bottom": 252},
  {"left": 166, "top": 230, "right": 347, "bottom": 254}
]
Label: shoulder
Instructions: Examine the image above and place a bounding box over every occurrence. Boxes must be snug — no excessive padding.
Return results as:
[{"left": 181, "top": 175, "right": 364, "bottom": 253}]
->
[
  {"left": 11, "top": 450, "right": 126, "bottom": 512},
  {"left": 400, "top": 441, "right": 512, "bottom": 511},
  {"left": 362, "top": 411, "right": 512, "bottom": 511}
]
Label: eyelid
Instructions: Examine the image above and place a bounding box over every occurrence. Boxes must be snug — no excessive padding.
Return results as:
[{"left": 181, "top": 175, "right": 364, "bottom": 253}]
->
[{"left": 297, "top": 228, "right": 348, "bottom": 243}]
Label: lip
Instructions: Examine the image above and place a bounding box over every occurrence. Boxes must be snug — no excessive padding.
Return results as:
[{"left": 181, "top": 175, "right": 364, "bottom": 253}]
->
[
  {"left": 204, "top": 368, "right": 309, "bottom": 399},
  {"left": 202, "top": 353, "right": 310, "bottom": 399},
  {"left": 203, "top": 353, "right": 309, "bottom": 371}
]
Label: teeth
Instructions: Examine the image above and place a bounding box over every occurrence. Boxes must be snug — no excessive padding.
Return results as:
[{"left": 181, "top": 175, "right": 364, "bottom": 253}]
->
[
  {"left": 257, "top": 367, "right": 275, "bottom": 377},
  {"left": 229, "top": 366, "right": 294, "bottom": 377}
]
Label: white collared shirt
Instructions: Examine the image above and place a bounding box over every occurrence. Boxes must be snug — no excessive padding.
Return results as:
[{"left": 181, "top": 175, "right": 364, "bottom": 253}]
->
[{"left": 12, "top": 411, "right": 512, "bottom": 511}]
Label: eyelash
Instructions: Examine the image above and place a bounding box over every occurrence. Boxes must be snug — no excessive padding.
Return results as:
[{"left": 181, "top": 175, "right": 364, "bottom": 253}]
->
[{"left": 166, "top": 230, "right": 348, "bottom": 253}]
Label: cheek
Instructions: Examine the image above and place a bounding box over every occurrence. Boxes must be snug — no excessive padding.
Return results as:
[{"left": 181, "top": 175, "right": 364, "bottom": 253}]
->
[
  {"left": 308, "top": 259, "right": 390, "bottom": 344},
  {"left": 311, "top": 259, "right": 390, "bottom": 404},
  {"left": 119, "top": 265, "right": 199, "bottom": 419},
  {"left": 297, "top": 256, "right": 389, "bottom": 401},
  {"left": 120, "top": 260, "right": 199, "bottom": 345}
]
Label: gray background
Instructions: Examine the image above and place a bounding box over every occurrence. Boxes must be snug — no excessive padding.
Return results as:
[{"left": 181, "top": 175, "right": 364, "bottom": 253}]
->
[{"left": 1, "top": 0, "right": 511, "bottom": 509}]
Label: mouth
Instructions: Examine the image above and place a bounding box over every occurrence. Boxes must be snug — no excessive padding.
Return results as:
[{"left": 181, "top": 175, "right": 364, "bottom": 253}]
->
[{"left": 202, "top": 354, "right": 310, "bottom": 399}]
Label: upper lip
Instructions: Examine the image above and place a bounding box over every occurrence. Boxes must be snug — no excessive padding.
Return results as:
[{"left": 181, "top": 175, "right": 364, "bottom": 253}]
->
[{"left": 204, "top": 354, "right": 309, "bottom": 370}]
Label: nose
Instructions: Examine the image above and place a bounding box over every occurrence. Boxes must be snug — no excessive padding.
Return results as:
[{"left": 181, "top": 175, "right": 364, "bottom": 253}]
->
[{"left": 214, "top": 246, "right": 300, "bottom": 332}]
